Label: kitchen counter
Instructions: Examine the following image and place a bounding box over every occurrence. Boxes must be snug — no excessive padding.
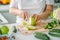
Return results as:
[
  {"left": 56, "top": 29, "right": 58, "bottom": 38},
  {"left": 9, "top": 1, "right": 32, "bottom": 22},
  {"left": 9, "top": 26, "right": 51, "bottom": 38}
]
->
[
  {"left": 0, "top": 5, "right": 9, "bottom": 11},
  {"left": 1, "top": 23, "right": 60, "bottom": 40},
  {"left": 0, "top": 5, "right": 16, "bottom": 24}
]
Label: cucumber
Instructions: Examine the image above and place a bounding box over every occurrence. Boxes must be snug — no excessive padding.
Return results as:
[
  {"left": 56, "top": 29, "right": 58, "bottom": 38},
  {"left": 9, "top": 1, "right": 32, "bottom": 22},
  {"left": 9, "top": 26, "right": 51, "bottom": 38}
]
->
[
  {"left": 0, "top": 29, "right": 2, "bottom": 34},
  {"left": 49, "top": 29, "right": 60, "bottom": 37},
  {"left": 13, "top": 26, "right": 17, "bottom": 33},
  {"left": 34, "top": 32, "right": 50, "bottom": 40}
]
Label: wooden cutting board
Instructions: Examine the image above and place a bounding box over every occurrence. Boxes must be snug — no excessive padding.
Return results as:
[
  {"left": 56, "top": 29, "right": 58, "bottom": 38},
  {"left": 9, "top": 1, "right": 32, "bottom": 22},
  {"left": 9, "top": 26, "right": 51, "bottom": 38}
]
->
[
  {"left": 16, "top": 22, "right": 49, "bottom": 35},
  {"left": 16, "top": 20, "right": 60, "bottom": 35}
]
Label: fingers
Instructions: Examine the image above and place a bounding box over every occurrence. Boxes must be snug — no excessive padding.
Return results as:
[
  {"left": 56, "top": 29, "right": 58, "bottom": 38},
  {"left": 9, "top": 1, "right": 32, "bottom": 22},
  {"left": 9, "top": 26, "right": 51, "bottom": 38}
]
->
[
  {"left": 25, "top": 11, "right": 28, "bottom": 20},
  {"left": 31, "top": 14, "right": 40, "bottom": 22},
  {"left": 31, "top": 14, "right": 41, "bottom": 25},
  {"left": 24, "top": 12, "right": 28, "bottom": 20},
  {"left": 31, "top": 14, "right": 36, "bottom": 18},
  {"left": 35, "top": 14, "right": 38, "bottom": 21},
  {"left": 22, "top": 11, "right": 28, "bottom": 20},
  {"left": 31, "top": 14, "right": 37, "bottom": 20},
  {"left": 36, "top": 15, "right": 40, "bottom": 22},
  {"left": 23, "top": 12, "right": 25, "bottom": 20},
  {"left": 19, "top": 10, "right": 28, "bottom": 20},
  {"left": 36, "top": 20, "right": 41, "bottom": 24}
]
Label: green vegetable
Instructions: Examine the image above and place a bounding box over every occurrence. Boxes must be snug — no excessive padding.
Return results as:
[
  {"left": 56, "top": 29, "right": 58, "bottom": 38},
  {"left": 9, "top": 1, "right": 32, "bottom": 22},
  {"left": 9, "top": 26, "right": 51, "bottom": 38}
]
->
[
  {"left": 34, "top": 32, "right": 50, "bottom": 40},
  {"left": 50, "top": 11, "right": 53, "bottom": 19},
  {"left": 47, "top": 25, "right": 53, "bottom": 29},
  {"left": 43, "top": 20, "right": 57, "bottom": 29},
  {"left": 53, "top": 20, "right": 57, "bottom": 24},
  {"left": 0, "top": 29, "right": 2, "bottom": 34},
  {"left": 43, "top": 25, "right": 48, "bottom": 29},
  {"left": 44, "top": 25, "right": 52, "bottom": 29},
  {"left": 49, "top": 22, "right": 57, "bottom": 27},
  {"left": 58, "top": 20, "right": 60, "bottom": 25},
  {"left": 13, "top": 26, "right": 17, "bottom": 33},
  {"left": 57, "top": 5, "right": 60, "bottom": 8},
  {"left": 49, "top": 29, "right": 60, "bottom": 37}
]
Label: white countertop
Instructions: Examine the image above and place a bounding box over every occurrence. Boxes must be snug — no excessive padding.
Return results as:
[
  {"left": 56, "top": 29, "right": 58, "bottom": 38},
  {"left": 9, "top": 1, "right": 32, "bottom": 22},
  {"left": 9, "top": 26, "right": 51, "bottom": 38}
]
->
[
  {"left": 1, "top": 23, "right": 60, "bottom": 40},
  {"left": 0, "top": 5, "right": 9, "bottom": 11}
]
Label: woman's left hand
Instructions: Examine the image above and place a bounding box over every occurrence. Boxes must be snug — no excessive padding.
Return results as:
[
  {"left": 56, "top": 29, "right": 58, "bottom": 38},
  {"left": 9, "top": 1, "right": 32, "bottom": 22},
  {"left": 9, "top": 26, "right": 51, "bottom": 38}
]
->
[{"left": 31, "top": 14, "right": 40, "bottom": 22}]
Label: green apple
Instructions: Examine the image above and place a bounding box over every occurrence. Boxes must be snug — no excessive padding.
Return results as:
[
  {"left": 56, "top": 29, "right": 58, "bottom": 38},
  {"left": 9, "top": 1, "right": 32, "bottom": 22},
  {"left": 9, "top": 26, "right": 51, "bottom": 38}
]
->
[
  {"left": 1, "top": 25, "right": 9, "bottom": 34},
  {"left": 26, "top": 26, "right": 36, "bottom": 30},
  {"left": 22, "top": 21, "right": 27, "bottom": 25},
  {"left": 29, "top": 17, "right": 36, "bottom": 26}
]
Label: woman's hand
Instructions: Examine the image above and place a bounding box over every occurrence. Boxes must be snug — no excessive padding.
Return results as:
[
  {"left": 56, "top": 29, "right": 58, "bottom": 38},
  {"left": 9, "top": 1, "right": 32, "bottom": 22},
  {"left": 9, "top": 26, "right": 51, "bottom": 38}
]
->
[
  {"left": 18, "top": 10, "right": 28, "bottom": 20},
  {"left": 31, "top": 14, "right": 46, "bottom": 25},
  {"left": 31, "top": 14, "right": 40, "bottom": 22}
]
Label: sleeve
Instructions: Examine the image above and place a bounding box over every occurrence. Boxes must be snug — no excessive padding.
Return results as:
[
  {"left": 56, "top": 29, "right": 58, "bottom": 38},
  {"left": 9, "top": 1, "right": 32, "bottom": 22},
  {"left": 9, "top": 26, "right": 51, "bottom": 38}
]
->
[
  {"left": 46, "top": 0, "right": 54, "bottom": 5},
  {"left": 10, "top": 0, "right": 18, "bottom": 8}
]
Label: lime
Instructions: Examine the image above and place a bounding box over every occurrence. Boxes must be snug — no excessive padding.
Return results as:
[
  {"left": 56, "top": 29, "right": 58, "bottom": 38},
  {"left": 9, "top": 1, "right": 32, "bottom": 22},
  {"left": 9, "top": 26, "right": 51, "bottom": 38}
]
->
[{"left": 1, "top": 25, "right": 9, "bottom": 34}]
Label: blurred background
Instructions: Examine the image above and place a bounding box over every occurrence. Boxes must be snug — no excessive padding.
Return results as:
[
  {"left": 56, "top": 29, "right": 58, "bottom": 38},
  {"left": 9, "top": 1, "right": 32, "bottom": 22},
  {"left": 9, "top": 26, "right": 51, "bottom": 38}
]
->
[
  {"left": 0, "top": 0, "right": 16, "bottom": 24},
  {"left": 0, "top": 0, "right": 60, "bottom": 24}
]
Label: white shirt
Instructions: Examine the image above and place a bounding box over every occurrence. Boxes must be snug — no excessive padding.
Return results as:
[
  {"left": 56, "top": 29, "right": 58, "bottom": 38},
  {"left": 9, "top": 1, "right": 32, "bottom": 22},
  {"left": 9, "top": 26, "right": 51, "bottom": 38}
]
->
[{"left": 10, "top": 0, "right": 54, "bottom": 24}]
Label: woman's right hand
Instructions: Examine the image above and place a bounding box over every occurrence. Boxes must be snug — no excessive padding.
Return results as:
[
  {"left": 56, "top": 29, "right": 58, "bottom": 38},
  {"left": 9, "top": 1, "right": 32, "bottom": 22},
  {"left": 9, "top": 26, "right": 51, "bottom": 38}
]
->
[{"left": 18, "top": 10, "right": 28, "bottom": 20}]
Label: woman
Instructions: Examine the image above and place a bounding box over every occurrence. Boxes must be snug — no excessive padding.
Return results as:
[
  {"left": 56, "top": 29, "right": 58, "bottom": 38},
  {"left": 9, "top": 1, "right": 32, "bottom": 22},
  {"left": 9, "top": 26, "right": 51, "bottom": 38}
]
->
[{"left": 9, "top": 0, "right": 54, "bottom": 24}]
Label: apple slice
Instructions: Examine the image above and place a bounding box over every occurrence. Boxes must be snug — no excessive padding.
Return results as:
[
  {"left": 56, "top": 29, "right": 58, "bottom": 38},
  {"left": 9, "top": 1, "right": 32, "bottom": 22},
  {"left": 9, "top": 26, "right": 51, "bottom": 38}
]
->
[{"left": 25, "top": 25, "right": 36, "bottom": 30}]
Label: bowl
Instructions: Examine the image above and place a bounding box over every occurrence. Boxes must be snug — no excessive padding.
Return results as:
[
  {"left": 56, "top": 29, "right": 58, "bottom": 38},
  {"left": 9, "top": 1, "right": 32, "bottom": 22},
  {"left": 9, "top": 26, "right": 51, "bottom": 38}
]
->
[{"left": 0, "top": 34, "right": 12, "bottom": 40}]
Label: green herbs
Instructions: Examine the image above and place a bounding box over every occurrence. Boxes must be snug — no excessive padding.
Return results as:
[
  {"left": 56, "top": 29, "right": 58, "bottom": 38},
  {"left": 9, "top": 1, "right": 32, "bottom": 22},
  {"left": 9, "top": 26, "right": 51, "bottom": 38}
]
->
[
  {"left": 49, "top": 11, "right": 53, "bottom": 19},
  {"left": 43, "top": 20, "right": 57, "bottom": 29}
]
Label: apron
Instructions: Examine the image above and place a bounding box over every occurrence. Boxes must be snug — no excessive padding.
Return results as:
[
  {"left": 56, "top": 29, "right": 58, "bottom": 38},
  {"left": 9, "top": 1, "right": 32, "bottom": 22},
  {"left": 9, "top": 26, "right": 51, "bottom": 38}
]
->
[{"left": 16, "top": 0, "right": 46, "bottom": 24}]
